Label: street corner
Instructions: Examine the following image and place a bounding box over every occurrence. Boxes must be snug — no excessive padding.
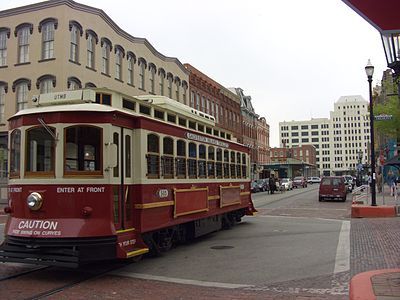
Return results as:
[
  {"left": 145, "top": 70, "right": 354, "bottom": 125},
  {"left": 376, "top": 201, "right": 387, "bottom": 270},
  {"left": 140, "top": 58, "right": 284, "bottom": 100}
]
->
[
  {"left": 351, "top": 204, "right": 397, "bottom": 218},
  {"left": 349, "top": 269, "right": 400, "bottom": 300}
]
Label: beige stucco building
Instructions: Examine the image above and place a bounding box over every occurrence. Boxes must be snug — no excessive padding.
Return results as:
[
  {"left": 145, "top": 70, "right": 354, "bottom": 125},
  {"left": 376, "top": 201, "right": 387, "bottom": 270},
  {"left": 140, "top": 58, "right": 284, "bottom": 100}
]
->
[{"left": 0, "top": 0, "right": 189, "bottom": 186}]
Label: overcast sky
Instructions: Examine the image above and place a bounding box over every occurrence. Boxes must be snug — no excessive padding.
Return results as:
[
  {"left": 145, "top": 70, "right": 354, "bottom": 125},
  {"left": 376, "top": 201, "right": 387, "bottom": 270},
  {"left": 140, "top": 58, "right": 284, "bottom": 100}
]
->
[{"left": 1, "top": 0, "right": 388, "bottom": 147}]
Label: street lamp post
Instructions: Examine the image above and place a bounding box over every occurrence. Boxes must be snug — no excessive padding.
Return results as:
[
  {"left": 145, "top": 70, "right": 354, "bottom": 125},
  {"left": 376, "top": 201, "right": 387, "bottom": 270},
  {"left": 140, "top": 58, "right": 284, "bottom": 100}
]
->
[{"left": 365, "top": 59, "right": 377, "bottom": 206}]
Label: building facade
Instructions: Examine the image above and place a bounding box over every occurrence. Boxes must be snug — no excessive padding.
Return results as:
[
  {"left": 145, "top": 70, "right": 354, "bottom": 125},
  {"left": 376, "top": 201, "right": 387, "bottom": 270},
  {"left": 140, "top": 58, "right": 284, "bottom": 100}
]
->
[
  {"left": 0, "top": 0, "right": 190, "bottom": 189},
  {"left": 279, "top": 95, "right": 371, "bottom": 176},
  {"left": 184, "top": 64, "right": 242, "bottom": 142}
]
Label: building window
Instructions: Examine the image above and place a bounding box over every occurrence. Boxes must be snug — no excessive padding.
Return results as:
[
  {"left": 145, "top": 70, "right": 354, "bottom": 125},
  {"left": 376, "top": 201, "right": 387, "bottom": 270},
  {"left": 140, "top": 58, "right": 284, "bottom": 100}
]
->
[
  {"left": 13, "top": 79, "right": 30, "bottom": 111},
  {"left": 17, "top": 24, "right": 32, "bottom": 63},
  {"left": 182, "top": 81, "right": 188, "bottom": 105},
  {"left": 0, "top": 83, "right": 5, "bottom": 123},
  {"left": 86, "top": 30, "right": 97, "bottom": 69},
  {"left": 41, "top": 21, "right": 55, "bottom": 60},
  {"left": 175, "top": 77, "right": 181, "bottom": 102},
  {"left": 101, "top": 38, "right": 112, "bottom": 75},
  {"left": 138, "top": 58, "right": 147, "bottom": 90},
  {"left": 149, "top": 63, "right": 156, "bottom": 94},
  {"left": 69, "top": 24, "right": 80, "bottom": 63},
  {"left": 115, "top": 47, "right": 123, "bottom": 80},
  {"left": 36, "top": 75, "right": 56, "bottom": 94},
  {"left": 0, "top": 28, "right": 10, "bottom": 66},
  {"left": 159, "top": 68, "right": 165, "bottom": 95},
  {"left": 127, "top": 52, "right": 136, "bottom": 85},
  {"left": 67, "top": 76, "right": 82, "bottom": 90},
  {"left": 167, "top": 73, "right": 173, "bottom": 98}
]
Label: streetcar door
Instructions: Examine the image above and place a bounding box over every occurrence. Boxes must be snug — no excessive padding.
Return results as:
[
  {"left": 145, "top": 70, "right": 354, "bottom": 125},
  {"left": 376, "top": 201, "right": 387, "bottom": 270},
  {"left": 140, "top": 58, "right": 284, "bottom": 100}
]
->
[{"left": 111, "top": 127, "right": 134, "bottom": 231}]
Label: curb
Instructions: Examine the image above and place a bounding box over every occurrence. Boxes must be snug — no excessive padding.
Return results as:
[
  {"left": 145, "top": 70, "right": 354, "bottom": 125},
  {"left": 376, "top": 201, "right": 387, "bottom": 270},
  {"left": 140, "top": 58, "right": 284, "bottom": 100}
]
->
[
  {"left": 351, "top": 204, "right": 396, "bottom": 218},
  {"left": 349, "top": 269, "right": 400, "bottom": 300}
]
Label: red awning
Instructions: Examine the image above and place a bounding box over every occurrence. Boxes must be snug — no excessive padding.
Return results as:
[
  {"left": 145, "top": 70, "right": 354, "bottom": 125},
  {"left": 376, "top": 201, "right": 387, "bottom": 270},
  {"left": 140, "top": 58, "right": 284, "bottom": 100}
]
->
[{"left": 342, "top": 0, "right": 400, "bottom": 32}]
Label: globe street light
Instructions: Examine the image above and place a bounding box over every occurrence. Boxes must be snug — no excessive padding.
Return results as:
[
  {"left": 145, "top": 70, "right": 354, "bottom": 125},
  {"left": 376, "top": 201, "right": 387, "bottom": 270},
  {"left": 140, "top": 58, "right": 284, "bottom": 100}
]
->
[{"left": 365, "top": 59, "right": 377, "bottom": 206}]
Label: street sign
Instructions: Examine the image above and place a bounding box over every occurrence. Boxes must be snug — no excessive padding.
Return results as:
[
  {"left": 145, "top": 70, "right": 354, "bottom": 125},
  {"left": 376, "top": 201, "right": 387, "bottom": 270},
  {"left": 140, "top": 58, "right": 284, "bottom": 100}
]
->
[{"left": 374, "top": 114, "right": 393, "bottom": 121}]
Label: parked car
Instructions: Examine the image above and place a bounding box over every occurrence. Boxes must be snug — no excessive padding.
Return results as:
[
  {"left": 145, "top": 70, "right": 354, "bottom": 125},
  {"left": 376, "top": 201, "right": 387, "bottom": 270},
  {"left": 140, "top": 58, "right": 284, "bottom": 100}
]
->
[
  {"left": 319, "top": 176, "right": 347, "bottom": 202},
  {"left": 342, "top": 175, "right": 354, "bottom": 193},
  {"left": 280, "top": 178, "right": 293, "bottom": 190},
  {"left": 293, "top": 176, "right": 307, "bottom": 188},
  {"left": 256, "top": 179, "right": 269, "bottom": 192},
  {"left": 251, "top": 180, "right": 260, "bottom": 193},
  {"left": 307, "top": 177, "right": 321, "bottom": 184}
]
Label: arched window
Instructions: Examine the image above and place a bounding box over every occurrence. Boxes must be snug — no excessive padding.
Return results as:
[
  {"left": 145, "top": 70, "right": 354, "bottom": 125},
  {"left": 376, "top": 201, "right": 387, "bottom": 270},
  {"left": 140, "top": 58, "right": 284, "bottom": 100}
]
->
[
  {"left": 10, "top": 129, "right": 21, "bottom": 177},
  {"left": 182, "top": 80, "right": 188, "bottom": 105},
  {"left": 207, "top": 146, "right": 215, "bottom": 178},
  {"left": 26, "top": 126, "right": 56, "bottom": 176},
  {"left": 138, "top": 57, "right": 147, "bottom": 90},
  {"left": 86, "top": 29, "right": 98, "bottom": 69},
  {"left": 159, "top": 68, "right": 166, "bottom": 96},
  {"left": 16, "top": 23, "right": 33, "bottom": 63},
  {"left": 101, "top": 37, "right": 112, "bottom": 75},
  {"left": 0, "top": 82, "right": 7, "bottom": 123},
  {"left": 188, "top": 142, "right": 197, "bottom": 178},
  {"left": 69, "top": 21, "right": 82, "bottom": 63},
  {"left": 149, "top": 63, "right": 156, "bottom": 94},
  {"left": 64, "top": 125, "right": 102, "bottom": 175},
  {"left": 39, "top": 18, "right": 57, "bottom": 60},
  {"left": 37, "top": 74, "right": 56, "bottom": 94},
  {"left": 115, "top": 45, "right": 125, "bottom": 80},
  {"left": 127, "top": 51, "right": 136, "bottom": 86},
  {"left": 175, "top": 76, "right": 181, "bottom": 102},
  {"left": 162, "top": 137, "right": 174, "bottom": 178},
  {"left": 0, "top": 27, "right": 10, "bottom": 66},
  {"left": 167, "top": 73, "right": 173, "bottom": 98},
  {"left": 67, "top": 76, "right": 82, "bottom": 90},
  {"left": 146, "top": 134, "right": 159, "bottom": 178},
  {"left": 13, "top": 78, "right": 31, "bottom": 111},
  {"left": 176, "top": 140, "right": 186, "bottom": 178}
]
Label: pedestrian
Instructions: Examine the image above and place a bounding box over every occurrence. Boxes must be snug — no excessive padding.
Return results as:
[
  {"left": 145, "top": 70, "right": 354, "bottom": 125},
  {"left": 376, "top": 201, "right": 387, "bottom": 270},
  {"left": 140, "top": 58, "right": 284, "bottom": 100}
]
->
[
  {"left": 376, "top": 170, "right": 383, "bottom": 193},
  {"left": 387, "top": 171, "right": 396, "bottom": 196},
  {"left": 269, "top": 175, "right": 275, "bottom": 194},
  {"left": 367, "top": 172, "right": 372, "bottom": 187}
]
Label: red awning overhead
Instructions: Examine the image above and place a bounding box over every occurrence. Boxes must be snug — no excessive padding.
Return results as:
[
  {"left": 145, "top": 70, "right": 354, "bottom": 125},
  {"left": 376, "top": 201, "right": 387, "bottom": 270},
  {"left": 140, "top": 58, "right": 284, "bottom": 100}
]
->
[{"left": 342, "top": 0, "right": 400, "bottom": 32}]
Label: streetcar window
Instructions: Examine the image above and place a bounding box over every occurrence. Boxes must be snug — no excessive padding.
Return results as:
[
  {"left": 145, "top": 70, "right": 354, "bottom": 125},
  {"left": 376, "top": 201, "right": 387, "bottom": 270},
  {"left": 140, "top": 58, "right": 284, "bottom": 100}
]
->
[
  {"left": 207, "top": 146, "right": 215, "bottom": 178},
  {"left": 227, "top": 134, "right": 231, "bottom": 140},
  {"left": 10, "top": 130, "right": 21, "bottom": 178},
  {"left": 176, "top": 140, "right": 186, "bottom": 178},
  {"left": 206, "top": 127, "right": 212, "bottom": 134},
  {"left": 178, "top": 117, "right": 186, "bottom": 127},
  {"left": 223, "top": 150, "right": 230, "bottom": 178},
  {"left": 167, "top": 114, "right": 176, "bottom": 124},
  {"left": 140, "top": 104, "right": 151, "bottom": 116},
  {"left": 198, "top": 145, "right": 206, "bottom": 178},
  {"left": 189, "top": 121, "right": 196, "bottom": 130},
  {"left": 216, "top": 148, "right": 222, "bottom": 178},
  {"left": 197, "top": 124, "right": 204, "bottom": 132},
  {"left": 162, "top": 137, "right": 174, "bottom": 178},
  {"left": 96, "top": 93, "right": 112, "bottom": 106},
  {"left": 213, "top": 129, "right": 219, "bottom": 137},
  {"left": 146, "top": 134, "right": 159, "bottom": 178},
  {"left": 188, "top": 142, "right": 197, "bottom": 178},
  {"left": 113, "top": 133, "right": 119, "bottom": 177},
  {"left": 26, "top": 127, "right": 55, "bottom": 176},
  {"left": 236, "top": 153, "right": 241, "bottom": 178},
  {"left": 125, "top": 135, "right": 131, "bottom": 178},
  {"left": 154, "top": 109, "right": 164, "bottom": 120},
  {"left": 230, "top": 151, "right": 236, "bottom": 178},
  {"left": 64, "top": 126, "right": 102, "bottom": 175},
  {"left": 122, "top": 99, "right": 136, "bottom": 111},
  {"left": 220, "top": 132, "right": 225, "bottom": 139},
  {"left": 242, "top": 153, "right": 247, "bottom": 178}
]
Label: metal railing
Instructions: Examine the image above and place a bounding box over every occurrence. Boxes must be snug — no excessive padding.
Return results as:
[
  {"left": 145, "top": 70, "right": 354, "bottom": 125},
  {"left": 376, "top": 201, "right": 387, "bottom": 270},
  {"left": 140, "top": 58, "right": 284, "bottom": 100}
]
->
[{"left": 351, "top": 185, "right": 370, "bottom": 205}]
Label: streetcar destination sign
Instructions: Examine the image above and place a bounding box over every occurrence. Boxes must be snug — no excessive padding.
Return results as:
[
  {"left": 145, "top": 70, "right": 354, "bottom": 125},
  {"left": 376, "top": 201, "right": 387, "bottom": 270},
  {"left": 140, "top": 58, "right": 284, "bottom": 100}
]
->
[{"left": 374, "top": 114, "right": 393, "bottom": 121}]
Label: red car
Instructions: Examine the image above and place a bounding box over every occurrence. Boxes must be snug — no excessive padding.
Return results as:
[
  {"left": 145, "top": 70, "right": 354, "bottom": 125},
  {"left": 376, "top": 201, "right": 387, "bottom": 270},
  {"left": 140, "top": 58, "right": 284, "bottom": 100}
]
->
[
  {"left": 293, "top": 176, "right": 307, "bottom": 188},
  {"left": 319, "top": 176, "right": 347, "bottom": 202}
]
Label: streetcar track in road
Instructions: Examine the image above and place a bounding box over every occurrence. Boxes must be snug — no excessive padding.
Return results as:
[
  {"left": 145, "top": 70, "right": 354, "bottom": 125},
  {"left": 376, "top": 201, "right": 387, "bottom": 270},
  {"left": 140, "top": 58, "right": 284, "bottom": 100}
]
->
[
  {"left": 255, "top": 186, "right": 318, "bottom": 208},
  {"left": 0, "top": 265, "right": 50, "bottom": 282}
]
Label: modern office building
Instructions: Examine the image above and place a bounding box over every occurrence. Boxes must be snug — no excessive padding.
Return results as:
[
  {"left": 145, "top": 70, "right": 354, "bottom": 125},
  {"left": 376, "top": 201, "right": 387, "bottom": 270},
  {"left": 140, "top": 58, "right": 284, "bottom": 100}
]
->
[{"left": 279, "top": 95, "right": 370, "bottom": 176}]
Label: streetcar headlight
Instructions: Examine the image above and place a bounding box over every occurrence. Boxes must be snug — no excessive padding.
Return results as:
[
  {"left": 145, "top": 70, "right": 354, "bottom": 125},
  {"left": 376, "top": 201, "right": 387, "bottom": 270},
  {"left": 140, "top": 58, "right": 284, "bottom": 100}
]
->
[{"left": 27, "top": 192, "right": 43, "bottom": 211}]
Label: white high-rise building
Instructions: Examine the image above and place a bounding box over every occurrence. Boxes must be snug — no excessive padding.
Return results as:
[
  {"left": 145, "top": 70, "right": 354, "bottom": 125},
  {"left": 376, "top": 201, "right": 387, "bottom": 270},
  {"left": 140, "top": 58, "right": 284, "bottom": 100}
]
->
[{"left": 279, "top": 95, "right": 370, "bottom": 176}]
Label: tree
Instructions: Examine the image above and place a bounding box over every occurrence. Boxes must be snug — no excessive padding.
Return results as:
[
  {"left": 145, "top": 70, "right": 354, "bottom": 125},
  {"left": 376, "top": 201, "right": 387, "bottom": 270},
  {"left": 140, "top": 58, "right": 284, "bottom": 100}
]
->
[{"left": 374, "top": 96, "right": 400, "bottom": 140}]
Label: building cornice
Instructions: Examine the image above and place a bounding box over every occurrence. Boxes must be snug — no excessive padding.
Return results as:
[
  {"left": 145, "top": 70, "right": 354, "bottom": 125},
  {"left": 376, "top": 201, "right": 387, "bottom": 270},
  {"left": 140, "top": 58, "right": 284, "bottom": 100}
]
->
[{"left": 0, "top": 0, "right": 189, "bottom": 75}]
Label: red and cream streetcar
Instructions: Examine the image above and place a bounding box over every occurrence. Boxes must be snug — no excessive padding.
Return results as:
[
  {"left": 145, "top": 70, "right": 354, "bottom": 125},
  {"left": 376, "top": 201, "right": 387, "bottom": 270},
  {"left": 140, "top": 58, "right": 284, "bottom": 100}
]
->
[{"left": 0, "top": 89, "right": 256, "bottom": 267}]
